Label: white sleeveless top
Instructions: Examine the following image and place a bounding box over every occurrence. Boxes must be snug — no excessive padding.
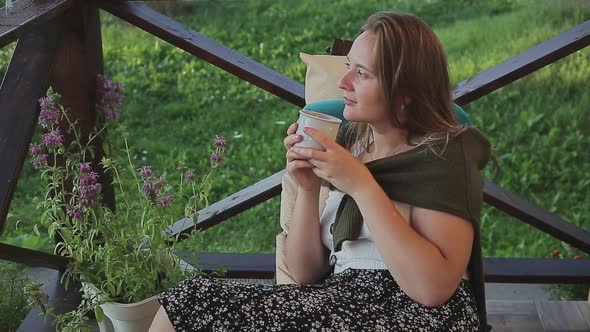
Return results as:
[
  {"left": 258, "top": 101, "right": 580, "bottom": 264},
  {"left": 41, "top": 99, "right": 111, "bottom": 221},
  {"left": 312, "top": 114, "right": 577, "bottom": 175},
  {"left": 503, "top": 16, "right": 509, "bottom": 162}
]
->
[
  {"left": 320, "top": 190, "right": 409, "bottom": 273},
  {"left": 320, "top": 190, "right": 469, "bottom": 279}
]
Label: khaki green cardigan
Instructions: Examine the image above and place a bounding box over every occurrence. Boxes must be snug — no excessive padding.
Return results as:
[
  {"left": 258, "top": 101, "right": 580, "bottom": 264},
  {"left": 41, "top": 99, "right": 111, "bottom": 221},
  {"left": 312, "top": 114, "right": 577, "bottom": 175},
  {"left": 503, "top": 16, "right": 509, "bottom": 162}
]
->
[{"left": 332, "top": 127, "right": 492, "bottom": 332}]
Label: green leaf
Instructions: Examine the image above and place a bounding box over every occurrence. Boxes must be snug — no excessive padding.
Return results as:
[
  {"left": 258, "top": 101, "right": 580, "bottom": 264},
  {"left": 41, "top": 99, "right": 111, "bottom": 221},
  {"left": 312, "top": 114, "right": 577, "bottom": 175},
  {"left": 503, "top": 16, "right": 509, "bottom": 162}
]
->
[
  {"left": 33, "top": 224, "right": 41, "bottom": 237},
  {"left": 103, "top": 142, "right": 110, "bottom": 156},
  {"left": 95, "top": 306, "right": 105, "bottom": 322}
]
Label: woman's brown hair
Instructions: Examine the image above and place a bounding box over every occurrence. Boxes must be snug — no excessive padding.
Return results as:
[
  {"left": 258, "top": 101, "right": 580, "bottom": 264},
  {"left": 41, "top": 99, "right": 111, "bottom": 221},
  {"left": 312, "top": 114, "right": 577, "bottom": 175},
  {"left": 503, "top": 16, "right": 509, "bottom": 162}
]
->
[{"left": 343, "top": 11, "right": 462, "bottom": 152}]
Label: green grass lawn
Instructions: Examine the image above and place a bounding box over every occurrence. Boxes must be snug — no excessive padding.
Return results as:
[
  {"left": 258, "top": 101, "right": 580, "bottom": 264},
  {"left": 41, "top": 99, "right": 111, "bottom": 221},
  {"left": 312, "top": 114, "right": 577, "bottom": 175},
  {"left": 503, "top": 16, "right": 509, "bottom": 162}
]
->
[{"left": 1, "top": 0, "right": 588, "bottom": 265}]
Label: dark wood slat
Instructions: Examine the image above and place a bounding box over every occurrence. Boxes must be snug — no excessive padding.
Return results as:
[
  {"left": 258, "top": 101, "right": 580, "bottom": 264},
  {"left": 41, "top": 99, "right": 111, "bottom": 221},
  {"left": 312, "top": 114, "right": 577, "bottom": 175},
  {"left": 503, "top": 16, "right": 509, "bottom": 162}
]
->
[
  {"left": 327, "top": 39, "right": 353, "bottom": 56},
  {"left": 0, "top": 0, "right": 74, "bottom": 49},
  {"left": 168, "top": 170, "right": 285, "bottom": 238},
  {"left": 0, "top": 20, "right": 61, "bottom": 234},
  {"left": 177, "top": 252, "right": 275, "bottom": 279},
  {"left": 0, "top": 242, "right": 68, "bottom": 270},
  {"left": 453, "top": 19, "right": 590, "bottom": 105},
  {"left": 17, "top": 268, "right": 81, "bottom": 332},
  {"left": 178, "top": 252, "right": 590, "bottom": 284},
  {"left": 483, "top": 258, "right": 590, "bottom": 284},
  {"left": 98, "top": 0, "right": 305, "bottom": 107},
  {"left": 484, "top": 181, "right": 590, "bottom": 254}
]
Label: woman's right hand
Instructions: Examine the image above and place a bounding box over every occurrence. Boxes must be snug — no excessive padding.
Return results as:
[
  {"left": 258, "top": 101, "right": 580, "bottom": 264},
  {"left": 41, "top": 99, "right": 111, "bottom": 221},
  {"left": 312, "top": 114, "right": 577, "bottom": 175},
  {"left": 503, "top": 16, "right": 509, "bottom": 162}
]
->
[{"left": 284, "top": 123, "right": 320, "bottom": 192}]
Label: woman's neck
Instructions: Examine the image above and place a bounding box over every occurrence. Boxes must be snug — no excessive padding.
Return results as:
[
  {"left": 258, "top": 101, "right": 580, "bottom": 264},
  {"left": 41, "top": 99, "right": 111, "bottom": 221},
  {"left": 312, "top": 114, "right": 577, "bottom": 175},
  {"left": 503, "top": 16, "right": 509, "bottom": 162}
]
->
[
  {"left": 370, "top": 126, "right": 409, "bottom": 156},
  {"left": 360, "top": 126, "right": 413, "bottom": 162}
]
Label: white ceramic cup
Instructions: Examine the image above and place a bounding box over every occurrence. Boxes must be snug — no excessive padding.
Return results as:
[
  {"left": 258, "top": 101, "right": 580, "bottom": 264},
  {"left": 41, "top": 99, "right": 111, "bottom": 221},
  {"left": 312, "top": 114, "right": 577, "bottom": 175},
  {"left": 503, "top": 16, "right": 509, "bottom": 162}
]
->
[{"left": 294, "top": 110, "right": 342, "bottom": 151}]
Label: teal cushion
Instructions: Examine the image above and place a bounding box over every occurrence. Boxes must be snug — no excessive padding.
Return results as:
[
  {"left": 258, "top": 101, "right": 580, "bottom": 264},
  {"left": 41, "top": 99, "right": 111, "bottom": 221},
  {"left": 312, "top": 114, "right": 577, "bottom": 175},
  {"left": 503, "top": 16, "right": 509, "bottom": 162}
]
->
[{"left": 303, "top": 98, "right": 471, "bottom": 126}]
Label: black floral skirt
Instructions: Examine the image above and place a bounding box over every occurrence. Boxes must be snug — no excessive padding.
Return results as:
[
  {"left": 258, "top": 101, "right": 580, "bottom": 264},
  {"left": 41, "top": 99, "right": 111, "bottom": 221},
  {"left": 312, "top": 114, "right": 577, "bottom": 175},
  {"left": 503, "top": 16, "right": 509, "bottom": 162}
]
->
[{"left": 158, "top": 269, "right": 479, "bottom": 331}]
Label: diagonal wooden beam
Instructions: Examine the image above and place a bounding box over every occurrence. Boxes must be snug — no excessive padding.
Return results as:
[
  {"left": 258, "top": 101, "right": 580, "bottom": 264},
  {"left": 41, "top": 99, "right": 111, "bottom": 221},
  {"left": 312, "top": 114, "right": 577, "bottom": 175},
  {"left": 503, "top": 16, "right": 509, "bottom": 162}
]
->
[
  {"left": 98, "top": 0, "right": 305, "bottom": 107},
  {"left": 0, "top": 20, "right": 61, "bottom": 234},
  {"left": 0, "top": 0, "right": 74, "bottom": 49},
  {"left": 484, "top": 181, "right": 590, "bottom": 254},
  {"left": 0, "top": 242, "right": 68, "bottom": 270},
  {"left": 167, "top": 170, "right": 285, "bottom": 239},
  {"left": 453, "top": 19, "right": 590, "bottom": 105}
]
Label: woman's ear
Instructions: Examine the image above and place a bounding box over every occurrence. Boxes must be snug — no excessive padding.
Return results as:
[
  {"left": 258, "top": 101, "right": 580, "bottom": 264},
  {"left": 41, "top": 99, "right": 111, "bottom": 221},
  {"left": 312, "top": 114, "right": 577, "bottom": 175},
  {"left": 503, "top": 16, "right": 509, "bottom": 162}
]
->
[{"left": 403, "top": 96, "right": 413, "bottom": 105}]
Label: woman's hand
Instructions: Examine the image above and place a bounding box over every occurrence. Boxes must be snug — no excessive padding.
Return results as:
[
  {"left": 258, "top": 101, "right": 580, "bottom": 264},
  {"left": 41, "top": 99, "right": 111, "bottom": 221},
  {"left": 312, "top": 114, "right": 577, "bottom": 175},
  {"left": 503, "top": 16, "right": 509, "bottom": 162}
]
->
[
  {"left": 284, "top": 123, "right": 320, "bottom": 192},
  {"left": 289, "top": 127, "right": 374, "bottom": 196}
]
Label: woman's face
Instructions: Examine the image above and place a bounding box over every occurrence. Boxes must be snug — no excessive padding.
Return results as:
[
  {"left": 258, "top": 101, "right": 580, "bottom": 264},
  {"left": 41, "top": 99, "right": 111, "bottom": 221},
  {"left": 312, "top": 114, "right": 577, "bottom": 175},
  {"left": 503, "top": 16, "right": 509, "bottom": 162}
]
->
[{"left": 337, "top": 31, "right": 390, "bottom": 125}]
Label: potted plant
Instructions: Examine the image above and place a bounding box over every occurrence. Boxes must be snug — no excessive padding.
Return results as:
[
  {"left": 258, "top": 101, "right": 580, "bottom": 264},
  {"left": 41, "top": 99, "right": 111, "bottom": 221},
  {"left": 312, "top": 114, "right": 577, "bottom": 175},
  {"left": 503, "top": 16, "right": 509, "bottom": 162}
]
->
[{"left": 27, "top": 75, "right": 227, "bottom": 331}]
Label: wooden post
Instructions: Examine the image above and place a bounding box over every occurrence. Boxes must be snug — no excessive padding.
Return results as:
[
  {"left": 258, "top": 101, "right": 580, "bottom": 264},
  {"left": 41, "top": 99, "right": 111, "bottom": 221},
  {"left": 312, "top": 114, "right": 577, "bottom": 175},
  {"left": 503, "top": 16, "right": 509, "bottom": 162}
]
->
[
  {"left": 0, "top": 22, "right": 60, "bottom": 235},
  {"left": 49, "top": 1, "right": 115, "bottom": 215}
]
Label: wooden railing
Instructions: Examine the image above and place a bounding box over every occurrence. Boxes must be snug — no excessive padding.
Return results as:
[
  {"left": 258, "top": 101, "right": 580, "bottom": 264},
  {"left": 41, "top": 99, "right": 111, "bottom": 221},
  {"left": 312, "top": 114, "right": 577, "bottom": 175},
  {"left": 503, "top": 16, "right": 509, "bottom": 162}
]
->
[{"left": 1, "top": 0, "right": 590, "bottom": 330}]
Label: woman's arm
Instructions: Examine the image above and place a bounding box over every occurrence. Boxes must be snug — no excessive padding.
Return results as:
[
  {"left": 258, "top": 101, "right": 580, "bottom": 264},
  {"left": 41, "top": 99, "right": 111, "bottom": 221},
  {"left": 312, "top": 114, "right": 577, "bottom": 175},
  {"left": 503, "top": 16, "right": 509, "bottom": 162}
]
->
[
  {"left": 283, "top": 122, "right": 332, "bottom": 284},
  {"left": 285, "top": 186, "right": 330, "bottom": 284},
  {"left": 351, "top": 179, "right": 473, "bottom": 307}
]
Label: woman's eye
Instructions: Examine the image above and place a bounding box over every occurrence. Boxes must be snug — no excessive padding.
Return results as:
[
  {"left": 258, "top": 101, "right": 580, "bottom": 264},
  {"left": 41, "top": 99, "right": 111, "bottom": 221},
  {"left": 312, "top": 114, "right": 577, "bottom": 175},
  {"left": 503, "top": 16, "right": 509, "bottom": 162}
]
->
[
  {"left": 344, "top": 62, "right": 351, "bottom": 69},
  {"left": 356, "top": 70, "right": 365, "bottom": 77}
]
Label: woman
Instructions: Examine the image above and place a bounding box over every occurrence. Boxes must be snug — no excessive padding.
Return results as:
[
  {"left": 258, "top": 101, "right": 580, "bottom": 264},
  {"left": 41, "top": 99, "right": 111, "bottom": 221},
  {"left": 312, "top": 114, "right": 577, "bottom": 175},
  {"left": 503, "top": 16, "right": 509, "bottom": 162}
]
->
[{"left": 150, "top": 10, "right": 491, "bottom": 331}]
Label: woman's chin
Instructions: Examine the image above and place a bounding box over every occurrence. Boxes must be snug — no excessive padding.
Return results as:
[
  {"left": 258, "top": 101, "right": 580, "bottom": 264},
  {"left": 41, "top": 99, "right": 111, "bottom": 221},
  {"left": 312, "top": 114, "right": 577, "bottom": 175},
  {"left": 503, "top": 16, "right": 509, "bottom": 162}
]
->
[{"left": 343, "top": 107, "right": 356, "bottom": 121}]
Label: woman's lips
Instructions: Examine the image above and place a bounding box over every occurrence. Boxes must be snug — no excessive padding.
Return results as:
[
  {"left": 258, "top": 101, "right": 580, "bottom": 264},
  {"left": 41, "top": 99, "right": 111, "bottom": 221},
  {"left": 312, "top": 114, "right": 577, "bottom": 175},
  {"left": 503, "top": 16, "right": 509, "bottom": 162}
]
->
[{"left": 343, "top": 97, "right": 356, "bottom": 105}]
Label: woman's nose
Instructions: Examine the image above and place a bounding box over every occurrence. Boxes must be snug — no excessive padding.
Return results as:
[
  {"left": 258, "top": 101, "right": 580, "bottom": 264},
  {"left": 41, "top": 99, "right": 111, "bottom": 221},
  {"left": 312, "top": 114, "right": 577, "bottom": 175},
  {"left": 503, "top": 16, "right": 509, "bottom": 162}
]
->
[{"left": 337, "top": 69, "right": 353, "bottom": 91}]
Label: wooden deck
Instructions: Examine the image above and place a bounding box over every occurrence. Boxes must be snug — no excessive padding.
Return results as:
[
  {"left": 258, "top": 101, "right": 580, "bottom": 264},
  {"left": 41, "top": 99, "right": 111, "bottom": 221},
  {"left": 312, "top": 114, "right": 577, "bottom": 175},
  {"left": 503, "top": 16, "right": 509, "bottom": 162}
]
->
[{"left": 487, "top": 299, "right": 590, "bottom": 332}]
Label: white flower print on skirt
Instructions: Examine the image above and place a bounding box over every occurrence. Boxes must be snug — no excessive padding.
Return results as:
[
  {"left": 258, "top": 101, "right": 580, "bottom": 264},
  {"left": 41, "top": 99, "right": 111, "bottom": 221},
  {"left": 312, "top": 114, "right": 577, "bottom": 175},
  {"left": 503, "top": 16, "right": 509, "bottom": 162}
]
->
[{"left": 158, "top": 269, "right": 479, "bottom": 331}]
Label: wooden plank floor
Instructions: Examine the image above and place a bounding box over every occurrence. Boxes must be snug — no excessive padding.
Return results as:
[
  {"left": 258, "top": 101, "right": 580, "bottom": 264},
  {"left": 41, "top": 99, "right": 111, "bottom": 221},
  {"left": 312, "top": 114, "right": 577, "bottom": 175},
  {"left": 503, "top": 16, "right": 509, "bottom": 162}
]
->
[{"left": 487, "top": 299, "right": 590, "bottom": 331}]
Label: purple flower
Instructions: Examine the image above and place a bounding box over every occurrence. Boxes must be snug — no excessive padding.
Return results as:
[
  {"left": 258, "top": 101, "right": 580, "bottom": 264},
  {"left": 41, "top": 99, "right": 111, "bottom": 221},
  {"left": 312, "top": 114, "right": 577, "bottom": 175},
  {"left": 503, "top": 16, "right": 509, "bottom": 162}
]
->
[
  {"left": 38, "top": 94, "right": 62, "bottom": 128},
  {"left": 39, "top": 96, "right": 51, "bottom": 109},
  {"left": 38, "top": 106, "right": 61, "bottom": 128},
  {"left": 210, "top": 150, "right": 224, "bottom": 164},
  {"left": 97, "top": 74, "right": 112, "bottom": 93},
  {"left": 138, "top": 165, "right": 152, "bottom": 178},
  {"left": 79, "top": 172, "right": 99, "bottom": 186},
  {"left": 67, "top": 205, "right": 83, "bottom": 221},
  {"left": 41, "top": 128, "right": 63, "bottom": 147},
  {"left": 77, "top": 198, "right": 98, "bottom": 208},
  {"left": 141, "top": 179, "right": 157, "bottom": 202},
  {"left": 156, "top": 195, "right": 173, "bottom": 208},
  {"left": 140, "top": 173, "right": 173, "bottom": 207},
  {"left": 153, "top": 176, "right": 167, "bottom": 190},
  {"left": 79, "top": 162, "right": 92, "bottom": 173},
  {"left": 213, "top": 135, "right": 227, "bottom": 148},
  {"left": 79, "top": 183, "right": 100, "bottom": 197},
  {"left": 76, "top": 171, "right": 101, "bottom": 209},
  {"left": 96, "top": 74, "right": 124, "bottom": 120},
  {"left": 186, "top": 169, "right": 196, "bottom": 182},
  {"left": 32, "top": 154, "right": 48, "bottom": 170},
  {"left": 30, "top": 144, "right": 43, "bottom": 157}
]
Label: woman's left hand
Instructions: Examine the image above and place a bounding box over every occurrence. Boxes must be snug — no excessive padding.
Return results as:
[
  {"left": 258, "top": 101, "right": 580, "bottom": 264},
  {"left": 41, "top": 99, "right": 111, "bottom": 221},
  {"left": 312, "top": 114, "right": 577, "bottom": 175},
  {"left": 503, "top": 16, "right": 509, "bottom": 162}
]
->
[{"left": 289, "top": 127, "right": 374, "bottom": 196}]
